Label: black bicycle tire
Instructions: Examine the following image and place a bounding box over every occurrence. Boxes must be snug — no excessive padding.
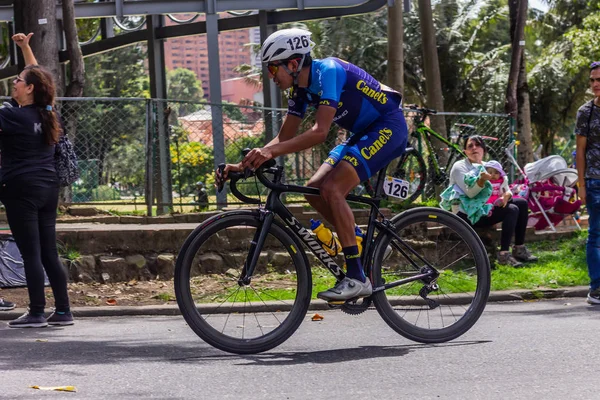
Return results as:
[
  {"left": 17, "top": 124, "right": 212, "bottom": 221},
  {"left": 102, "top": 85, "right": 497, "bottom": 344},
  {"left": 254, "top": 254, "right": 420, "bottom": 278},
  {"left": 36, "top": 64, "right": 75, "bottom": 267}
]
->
[
  {"left": 174, "top": 213, "right": 311, "bottom": 354},
  {"left": 371, "top": 207, "right": 490, "bottom": 343},
  {"left": 391, "top": 147, "right": 427, "bottom": 204}
]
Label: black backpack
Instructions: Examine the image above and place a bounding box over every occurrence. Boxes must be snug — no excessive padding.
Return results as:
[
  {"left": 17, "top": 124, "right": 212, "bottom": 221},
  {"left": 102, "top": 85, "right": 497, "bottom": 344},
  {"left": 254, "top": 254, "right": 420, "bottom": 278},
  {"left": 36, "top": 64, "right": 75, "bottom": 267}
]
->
[{"left": 54, "top": 133, "right": 80, "bottom": 187}]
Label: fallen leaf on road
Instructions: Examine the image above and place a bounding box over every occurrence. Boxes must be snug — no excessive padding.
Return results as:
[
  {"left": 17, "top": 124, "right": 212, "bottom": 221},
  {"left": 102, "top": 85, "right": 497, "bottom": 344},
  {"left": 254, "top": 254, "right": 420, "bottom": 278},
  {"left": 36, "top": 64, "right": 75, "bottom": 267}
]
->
[
  {"left": 35, "top": 339, "right": 48, "bottom": 343},
  {"left": 106, "top": 298, "right": 117, "bottom": 305},
  {"left": 30, "top": 386, "right": 77, "bottom": 392},
  {"left": 311, "top": 313, "right": 324, "bottom": 321}
]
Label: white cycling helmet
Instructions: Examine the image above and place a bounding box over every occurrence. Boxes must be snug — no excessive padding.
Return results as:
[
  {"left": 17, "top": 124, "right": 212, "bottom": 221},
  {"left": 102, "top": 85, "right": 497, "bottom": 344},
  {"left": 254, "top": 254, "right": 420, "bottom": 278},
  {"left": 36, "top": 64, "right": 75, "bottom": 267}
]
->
[{"left": 261, "top": 28, "right": 315, "bottom": 64}]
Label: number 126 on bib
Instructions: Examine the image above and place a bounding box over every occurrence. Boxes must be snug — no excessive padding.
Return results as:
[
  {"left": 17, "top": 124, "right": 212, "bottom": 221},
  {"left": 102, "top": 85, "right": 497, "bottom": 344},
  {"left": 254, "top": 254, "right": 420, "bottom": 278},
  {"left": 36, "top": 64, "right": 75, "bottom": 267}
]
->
[{"left": 383, "top": 176, "right": 409, "bottom": 199}]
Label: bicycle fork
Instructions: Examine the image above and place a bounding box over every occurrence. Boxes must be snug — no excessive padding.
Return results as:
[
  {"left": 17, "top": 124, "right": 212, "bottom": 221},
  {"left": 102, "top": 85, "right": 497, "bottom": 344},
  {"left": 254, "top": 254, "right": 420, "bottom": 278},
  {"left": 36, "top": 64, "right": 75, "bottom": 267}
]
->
[{"left": 239, "top": 209, "right": 274, "bottom": 286}]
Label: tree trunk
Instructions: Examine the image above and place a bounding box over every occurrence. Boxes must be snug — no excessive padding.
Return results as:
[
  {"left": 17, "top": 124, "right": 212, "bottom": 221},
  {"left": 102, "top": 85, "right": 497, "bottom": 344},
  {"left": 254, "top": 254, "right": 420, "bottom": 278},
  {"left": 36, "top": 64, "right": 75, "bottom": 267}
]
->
[
  {"left": 60, "top": 0, "right": 86, "bottom": 205},
  {"left": 16, "top": 0, "right": 62, "bottom": 95},
  {"left": 516, "top": 51, "right": 533, "bottom": 165},
  {"left": 387, "top": 3, "right": 404, "bottom": 92},
  {"left": 418, "top": 0, "right": 447, "bottom": 176},
  {"left": 62, "top": 0, "right": 85, "bottom": 98},
  {"left": 504, "top": 0, "right": 527, "bottom": 118}
]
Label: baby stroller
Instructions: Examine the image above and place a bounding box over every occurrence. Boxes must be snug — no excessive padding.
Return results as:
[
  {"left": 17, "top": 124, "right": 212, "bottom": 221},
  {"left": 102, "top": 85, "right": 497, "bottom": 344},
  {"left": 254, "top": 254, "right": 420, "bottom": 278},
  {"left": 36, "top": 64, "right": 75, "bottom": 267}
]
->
[{"left": 506, "top": 143, "right": 582, "bottom": 232}]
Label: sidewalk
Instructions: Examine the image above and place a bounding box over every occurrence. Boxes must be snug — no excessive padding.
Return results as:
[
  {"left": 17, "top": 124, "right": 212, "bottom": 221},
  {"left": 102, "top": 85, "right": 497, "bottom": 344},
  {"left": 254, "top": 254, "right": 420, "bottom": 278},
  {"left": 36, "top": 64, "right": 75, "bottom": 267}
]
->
[{"left": 0, "top": 286, "right": 590, "bottom": 321}]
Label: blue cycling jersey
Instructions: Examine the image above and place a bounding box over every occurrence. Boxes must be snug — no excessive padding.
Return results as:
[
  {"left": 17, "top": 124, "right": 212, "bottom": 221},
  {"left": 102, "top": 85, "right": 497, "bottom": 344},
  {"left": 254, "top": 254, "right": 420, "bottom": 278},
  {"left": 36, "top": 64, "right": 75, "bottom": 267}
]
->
[{"left": 287, "top": 58, "right": 402, "bottom": 133}]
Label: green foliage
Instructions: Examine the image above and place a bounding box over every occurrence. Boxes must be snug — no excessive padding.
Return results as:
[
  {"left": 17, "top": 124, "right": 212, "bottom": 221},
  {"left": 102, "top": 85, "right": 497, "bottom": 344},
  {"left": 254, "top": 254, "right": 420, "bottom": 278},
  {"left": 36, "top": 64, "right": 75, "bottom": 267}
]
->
[
  {"left": 167, "top": 68, "right": 204, "bottom": 101},
  {"left": 222, "top": 101, "right": 247, "bottom": 122},
  {"left": 84, "top": 45, "right": 148, "bottom": 98},
  {"left": 105, "top": 142, "right": 146, "bottom": 189},
  {"left": 57, "top": 241, "right": 81, "bottom": 262},
  {"left": 171, "top": 140, "right": 215, "bottom": 194},
  {"left": 73, "top": 185, "right": 120, "bottom": 202}
]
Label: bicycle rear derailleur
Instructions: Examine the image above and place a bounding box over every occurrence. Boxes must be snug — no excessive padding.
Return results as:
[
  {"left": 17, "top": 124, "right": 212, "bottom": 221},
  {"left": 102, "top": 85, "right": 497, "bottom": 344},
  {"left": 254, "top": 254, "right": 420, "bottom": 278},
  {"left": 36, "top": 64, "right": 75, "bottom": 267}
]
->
[{"left": 419, "top": 284, "right": 440, "bottom": 309}]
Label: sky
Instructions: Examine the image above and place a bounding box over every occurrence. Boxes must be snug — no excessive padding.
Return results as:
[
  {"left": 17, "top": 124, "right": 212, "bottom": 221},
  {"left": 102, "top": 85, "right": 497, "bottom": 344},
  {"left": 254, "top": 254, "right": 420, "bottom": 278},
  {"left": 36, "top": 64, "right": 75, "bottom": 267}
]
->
[{"left": 529, "top": 0, "right": 549, "bottom": 12}]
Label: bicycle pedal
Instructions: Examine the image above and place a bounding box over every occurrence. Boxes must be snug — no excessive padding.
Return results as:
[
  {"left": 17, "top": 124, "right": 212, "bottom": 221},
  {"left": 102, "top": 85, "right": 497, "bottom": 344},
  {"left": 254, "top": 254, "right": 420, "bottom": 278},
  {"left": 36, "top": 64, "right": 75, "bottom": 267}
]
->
[{"left": 327, "top": 300, "right": 346, "bottom": 306}]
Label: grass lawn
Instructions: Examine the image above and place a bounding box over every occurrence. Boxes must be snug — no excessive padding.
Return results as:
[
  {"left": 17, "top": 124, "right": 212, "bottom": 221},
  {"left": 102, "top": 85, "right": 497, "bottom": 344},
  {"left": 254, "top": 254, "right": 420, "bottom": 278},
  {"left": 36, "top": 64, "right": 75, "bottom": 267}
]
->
[
  {"left": 305, "top": 230, "right": 590, "bottom": 298},
  {"left": 489, "top": 230, "right": 589, "bottom": 291}
]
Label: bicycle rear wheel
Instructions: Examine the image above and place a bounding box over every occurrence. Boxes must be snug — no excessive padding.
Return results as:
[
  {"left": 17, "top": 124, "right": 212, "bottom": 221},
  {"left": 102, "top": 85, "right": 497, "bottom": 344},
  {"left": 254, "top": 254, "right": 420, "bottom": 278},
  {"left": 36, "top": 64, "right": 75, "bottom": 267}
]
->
[
  {"left": 174, "top": 212, "right": 311, "bottom": 354},
  {"left": 360, "top": 147, "right": 426, "bottom": 202},
  {"left": 371, "top": 207, "right": 490, "bottom": 343},
  {"left": 391, "top": 147, "right": 426, "bottom": 204}
]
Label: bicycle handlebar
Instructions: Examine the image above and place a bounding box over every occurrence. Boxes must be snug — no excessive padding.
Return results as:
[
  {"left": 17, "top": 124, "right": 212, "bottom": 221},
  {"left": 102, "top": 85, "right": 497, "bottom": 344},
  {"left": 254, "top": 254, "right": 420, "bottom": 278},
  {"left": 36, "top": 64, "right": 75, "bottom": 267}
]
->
[
  {"left": 407, "top": 104, "right": 438, "bottom": 116},
  {"left": 217, "top": 149, "right": 278, "bottom": 204}
]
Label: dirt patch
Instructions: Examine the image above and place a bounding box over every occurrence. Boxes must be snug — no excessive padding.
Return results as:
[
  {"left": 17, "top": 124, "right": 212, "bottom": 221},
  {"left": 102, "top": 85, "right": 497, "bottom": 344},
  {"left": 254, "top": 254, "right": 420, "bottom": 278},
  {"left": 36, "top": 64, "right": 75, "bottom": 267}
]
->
[
  {"left": 0, "top": 273, "right": 300, "bottom": 308},
  {"left": 1, "top": 280, "right": 178, "bottom": 308}
]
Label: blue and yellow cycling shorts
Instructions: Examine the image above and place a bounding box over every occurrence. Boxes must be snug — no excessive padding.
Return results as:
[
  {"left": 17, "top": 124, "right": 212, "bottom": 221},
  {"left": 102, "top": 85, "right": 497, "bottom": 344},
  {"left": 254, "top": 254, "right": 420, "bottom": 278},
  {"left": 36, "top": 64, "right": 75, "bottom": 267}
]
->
[{"left": 323, "top": 109, "right": 408, "bottom": 182}]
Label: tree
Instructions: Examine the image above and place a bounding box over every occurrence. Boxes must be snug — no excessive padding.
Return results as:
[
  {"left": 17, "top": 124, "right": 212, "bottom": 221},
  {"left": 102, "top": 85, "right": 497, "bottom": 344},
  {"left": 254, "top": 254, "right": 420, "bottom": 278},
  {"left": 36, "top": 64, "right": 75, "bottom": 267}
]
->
[
  {"left": 505, "top": 0, "right": 527, "bottom": 118},
  {"left": 505, "top": 0, "right": 533, "bottom": 165},
  {"left": 15, "top": 0, "right": 62, "bottom": 94},
  {"left": 62, "top": 0, "right": 85, "bottom": 98},
  {"left": 166, "top": 68, "right": 203, "bottom": 101},
  {"left": 387, "top": 2, "right": 404, "bottom": 92},
  {"left": 418, "top": 0, "right": 448, "bottom": 173}
]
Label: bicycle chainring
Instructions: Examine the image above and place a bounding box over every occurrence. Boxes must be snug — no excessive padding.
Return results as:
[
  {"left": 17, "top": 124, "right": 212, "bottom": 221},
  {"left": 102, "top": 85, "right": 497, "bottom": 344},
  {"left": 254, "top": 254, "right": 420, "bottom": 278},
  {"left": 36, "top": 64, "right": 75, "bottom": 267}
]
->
[{"left": 340, "top": 296, "right": 372, "bottom": 315}]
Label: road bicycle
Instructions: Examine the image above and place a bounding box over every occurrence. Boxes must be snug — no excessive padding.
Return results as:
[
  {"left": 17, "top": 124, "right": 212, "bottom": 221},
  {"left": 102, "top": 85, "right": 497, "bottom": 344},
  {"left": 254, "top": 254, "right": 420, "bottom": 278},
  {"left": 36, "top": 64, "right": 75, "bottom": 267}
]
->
[{"left": 174, "top": 151, "right": 491, "bottom": 354}]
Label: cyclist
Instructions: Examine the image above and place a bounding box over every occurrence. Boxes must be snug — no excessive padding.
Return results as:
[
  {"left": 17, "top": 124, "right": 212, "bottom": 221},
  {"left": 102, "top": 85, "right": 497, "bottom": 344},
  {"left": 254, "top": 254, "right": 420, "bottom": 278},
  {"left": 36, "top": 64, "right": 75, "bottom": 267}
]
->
[{"left": 216, "top": 28, "right": 408, "bottom": 302}]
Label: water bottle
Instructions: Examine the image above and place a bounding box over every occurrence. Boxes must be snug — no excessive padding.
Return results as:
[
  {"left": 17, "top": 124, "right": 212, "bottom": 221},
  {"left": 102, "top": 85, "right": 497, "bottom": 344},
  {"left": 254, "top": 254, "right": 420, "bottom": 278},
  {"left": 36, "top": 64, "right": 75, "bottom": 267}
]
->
[
  {"left": 355, "top": 225, "right": 364, "bottom": 255},
  {"left": 310, "top": 219, "right": 341, "bottom": 256}
]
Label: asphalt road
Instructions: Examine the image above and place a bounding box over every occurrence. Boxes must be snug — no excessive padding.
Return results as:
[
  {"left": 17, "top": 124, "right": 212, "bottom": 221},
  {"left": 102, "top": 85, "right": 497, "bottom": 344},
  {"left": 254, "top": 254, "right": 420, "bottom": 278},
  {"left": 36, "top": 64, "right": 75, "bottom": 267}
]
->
[{"left": 1, "top": 299, "right": 598, "bottom": 400}]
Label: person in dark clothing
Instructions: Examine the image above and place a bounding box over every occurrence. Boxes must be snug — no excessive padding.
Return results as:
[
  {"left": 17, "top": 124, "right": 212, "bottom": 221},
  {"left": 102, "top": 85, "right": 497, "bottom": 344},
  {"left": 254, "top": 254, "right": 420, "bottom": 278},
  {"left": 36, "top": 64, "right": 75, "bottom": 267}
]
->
[{"left": 1, "top": 33, "right": 73, "bottom": 328}]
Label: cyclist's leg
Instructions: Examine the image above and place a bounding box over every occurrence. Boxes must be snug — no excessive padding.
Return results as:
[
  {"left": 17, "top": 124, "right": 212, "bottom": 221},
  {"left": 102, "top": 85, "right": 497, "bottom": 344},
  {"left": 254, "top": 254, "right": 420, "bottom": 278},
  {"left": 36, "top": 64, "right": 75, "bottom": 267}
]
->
[
  {"left": 317, "top": 111, "right": 408, "bottom": 301},
  {"left": 304, "top": 163, "right": 336, "bottom": 223}
]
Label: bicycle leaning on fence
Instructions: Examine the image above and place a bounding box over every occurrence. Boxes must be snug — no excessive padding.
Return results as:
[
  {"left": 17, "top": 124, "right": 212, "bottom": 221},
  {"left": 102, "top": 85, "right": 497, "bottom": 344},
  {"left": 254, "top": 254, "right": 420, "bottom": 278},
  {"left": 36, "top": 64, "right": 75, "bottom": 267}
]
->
[{"left": 174, "top": 150, "right": 491, "bottom": 354}]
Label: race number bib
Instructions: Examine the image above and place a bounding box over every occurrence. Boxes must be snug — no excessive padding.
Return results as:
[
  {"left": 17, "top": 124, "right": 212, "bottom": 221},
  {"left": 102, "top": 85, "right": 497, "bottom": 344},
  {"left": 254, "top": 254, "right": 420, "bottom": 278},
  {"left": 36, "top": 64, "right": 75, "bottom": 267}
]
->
[{"left": 383, "top": 176, "right": 409, "bottom": 199}]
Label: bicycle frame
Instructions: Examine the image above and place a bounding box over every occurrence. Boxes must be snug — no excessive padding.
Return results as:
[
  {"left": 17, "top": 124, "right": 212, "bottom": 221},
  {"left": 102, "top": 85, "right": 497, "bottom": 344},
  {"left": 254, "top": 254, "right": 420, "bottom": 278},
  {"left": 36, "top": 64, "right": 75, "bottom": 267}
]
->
[
  {"left": 412, "top": 118, "right": 465, "bottom": 180},
  {"left": 235, "top": 164, "right": 440, "bottom": 294}
]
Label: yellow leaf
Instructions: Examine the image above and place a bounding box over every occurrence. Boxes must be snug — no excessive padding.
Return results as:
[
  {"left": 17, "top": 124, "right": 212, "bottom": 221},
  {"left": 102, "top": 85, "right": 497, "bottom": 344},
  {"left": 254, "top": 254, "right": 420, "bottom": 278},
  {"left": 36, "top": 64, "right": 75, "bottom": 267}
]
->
[{"left": 30, "top": 386, "right": 77, "bottom": 392}]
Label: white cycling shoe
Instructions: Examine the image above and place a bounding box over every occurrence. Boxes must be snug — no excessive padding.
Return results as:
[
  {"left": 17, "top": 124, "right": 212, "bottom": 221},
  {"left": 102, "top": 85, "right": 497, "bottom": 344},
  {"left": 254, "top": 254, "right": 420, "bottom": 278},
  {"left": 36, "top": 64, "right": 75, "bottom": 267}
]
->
[{"left": 317, "top": 277, "right": 373, "bottom": 303}]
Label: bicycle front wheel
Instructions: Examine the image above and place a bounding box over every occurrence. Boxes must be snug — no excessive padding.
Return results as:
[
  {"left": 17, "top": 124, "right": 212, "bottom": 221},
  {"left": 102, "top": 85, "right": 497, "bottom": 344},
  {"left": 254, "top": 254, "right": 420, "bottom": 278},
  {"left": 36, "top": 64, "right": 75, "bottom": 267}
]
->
[
  {"left": 371, "top": 207, "right": 490, "bottom": 343},
  {"left": 174, "top": 212, "right": 311, "bottom": 354}
]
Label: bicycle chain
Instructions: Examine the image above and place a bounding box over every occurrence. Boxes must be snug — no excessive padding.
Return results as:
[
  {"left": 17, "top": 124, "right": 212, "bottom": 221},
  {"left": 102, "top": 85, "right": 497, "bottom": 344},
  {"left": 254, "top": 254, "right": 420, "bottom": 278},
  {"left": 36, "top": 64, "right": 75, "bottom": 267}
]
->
[{"left": 340, "top": 297, "right": 372, "bottom": 315}]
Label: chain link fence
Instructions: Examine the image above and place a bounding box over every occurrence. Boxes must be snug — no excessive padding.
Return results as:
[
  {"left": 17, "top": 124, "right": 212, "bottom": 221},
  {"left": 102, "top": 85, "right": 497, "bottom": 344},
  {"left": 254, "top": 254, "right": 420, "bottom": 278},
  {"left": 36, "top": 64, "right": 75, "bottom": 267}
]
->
[
  {"left": 38, "top": 98, "right": 514, "bottom": 214},
  {"left": 417, "top": 111, "right": 514, "bottom": 200}
]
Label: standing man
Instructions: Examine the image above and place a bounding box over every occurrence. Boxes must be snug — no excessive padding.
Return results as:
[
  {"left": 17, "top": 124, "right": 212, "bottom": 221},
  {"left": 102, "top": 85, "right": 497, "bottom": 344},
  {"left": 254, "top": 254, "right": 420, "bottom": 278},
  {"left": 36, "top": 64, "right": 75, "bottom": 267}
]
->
[
  {"left": 217, "top": 28, "right": 408, "bottom": 303},
  {"left": 576, "top": 61, "right": 600, "bottom": 305}
]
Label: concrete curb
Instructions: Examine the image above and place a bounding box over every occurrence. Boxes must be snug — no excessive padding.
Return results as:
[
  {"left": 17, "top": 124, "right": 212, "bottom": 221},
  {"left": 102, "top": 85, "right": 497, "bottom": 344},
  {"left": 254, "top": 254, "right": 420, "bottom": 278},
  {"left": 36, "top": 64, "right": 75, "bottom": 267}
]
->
[{"left": 0, "top": 286, "right": 591, "bottom": 321}]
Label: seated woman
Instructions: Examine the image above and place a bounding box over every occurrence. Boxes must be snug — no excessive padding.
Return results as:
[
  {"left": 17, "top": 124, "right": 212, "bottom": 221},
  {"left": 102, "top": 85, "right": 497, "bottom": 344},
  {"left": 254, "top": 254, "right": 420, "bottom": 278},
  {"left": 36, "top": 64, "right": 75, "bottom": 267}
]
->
[{"left": 441, "top": 135, "right": 537, "bottom": 267}]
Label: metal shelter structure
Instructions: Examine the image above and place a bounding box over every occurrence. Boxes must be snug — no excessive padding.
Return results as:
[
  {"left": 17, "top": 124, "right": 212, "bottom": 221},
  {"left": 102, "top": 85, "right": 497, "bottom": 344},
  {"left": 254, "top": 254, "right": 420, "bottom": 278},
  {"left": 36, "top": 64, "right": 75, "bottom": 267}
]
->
[{"left": 0, "top": 0, "right": 404, "bottom": 205}]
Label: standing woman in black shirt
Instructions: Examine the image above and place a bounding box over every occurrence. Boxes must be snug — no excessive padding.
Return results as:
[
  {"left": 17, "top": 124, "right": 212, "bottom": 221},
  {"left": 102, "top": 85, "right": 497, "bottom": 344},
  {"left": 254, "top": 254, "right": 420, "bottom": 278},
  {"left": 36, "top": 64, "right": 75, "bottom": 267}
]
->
[{"left": 1, "top": 33, "right": 73, "bottom": 328}]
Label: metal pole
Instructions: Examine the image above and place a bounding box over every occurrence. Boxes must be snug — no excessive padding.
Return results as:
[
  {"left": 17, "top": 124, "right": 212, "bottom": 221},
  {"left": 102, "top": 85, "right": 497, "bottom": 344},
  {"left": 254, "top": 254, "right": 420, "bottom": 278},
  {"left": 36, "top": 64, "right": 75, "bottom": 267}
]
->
[
  {"left": 145, "top": 99, "right": 154, "bottom": 216},
  {"left": 206, "top": 12, "right": 227, "bottom": 208}
]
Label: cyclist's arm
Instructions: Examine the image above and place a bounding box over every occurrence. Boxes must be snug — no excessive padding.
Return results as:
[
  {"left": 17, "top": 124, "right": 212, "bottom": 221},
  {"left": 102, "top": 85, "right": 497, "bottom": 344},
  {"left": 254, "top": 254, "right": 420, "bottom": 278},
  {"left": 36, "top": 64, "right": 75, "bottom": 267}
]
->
[
  {"left": 271, "top": 106, "right": 335, "bottom": 156},
  {"left": 264, "top": 114, "right": 303, "bottom": 148},
  {"left": 262, "top": 106, "right": 336, "bottom": 158},
  {"left": 242, "top": 106, "right": 336, "bottom": 169}
]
